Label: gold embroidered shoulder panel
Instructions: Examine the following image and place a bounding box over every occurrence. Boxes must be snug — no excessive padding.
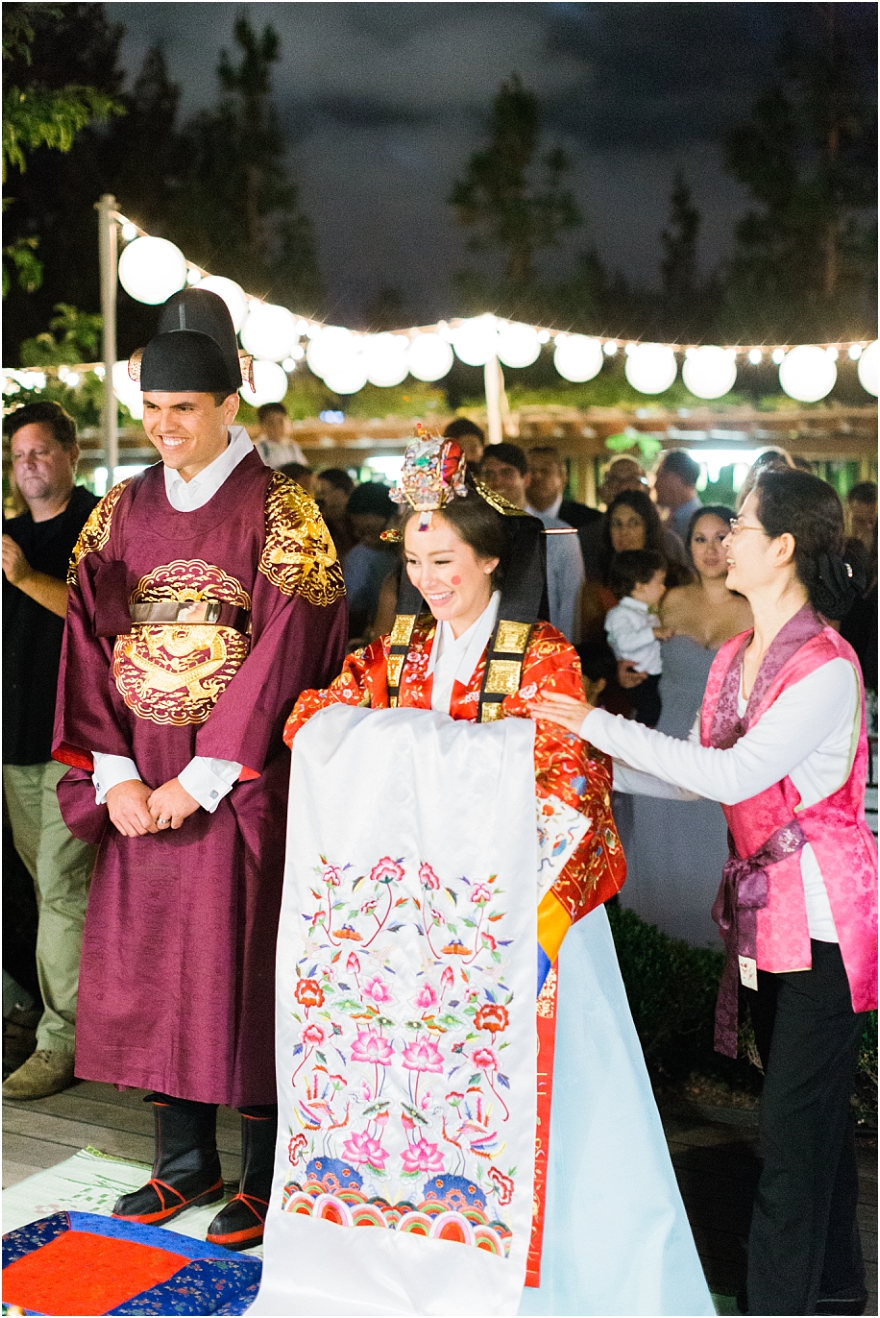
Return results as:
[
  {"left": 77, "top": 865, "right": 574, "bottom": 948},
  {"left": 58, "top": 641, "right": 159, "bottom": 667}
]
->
[
  {"left": 258, "top": 472, "right": 345, "bottom": 606},
  {"left": 67, "top": 479, "right": 132, "bottom": 585}
]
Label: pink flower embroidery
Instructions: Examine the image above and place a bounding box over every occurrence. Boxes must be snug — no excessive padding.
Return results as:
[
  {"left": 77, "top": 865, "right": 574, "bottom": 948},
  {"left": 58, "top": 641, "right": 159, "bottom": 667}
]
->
[
  {"left": 414, "top": 984, "right": 438, "bottom": 1011},
  {"left": 346, "top": 953, "right": 361, "bottom": 975},
  {"left": 343, "top": 1129, "right": 389, "bottom": 1170},
  {"left": 322, "top": 864, "right": 343, "bottom": 887},
  {"left": 301, "top": 1024, "right": 326, "bottom": 1048},
  {"left": 370, "top": 857, "right": 405, "bottom": 885},
  {"left": 440, "top": 966, "right": 455, "bottom": 991},
  {"left": 472, "top": 1046, "right": 498, "bottom": 1072},
  {"left": 401, "top": 1038, "right": 444, "bottom": 1074},
  {"left": 400, "top": 1137, "right": 445, "bottom": 1174},
  {"left": 360, "top": 898, "right": 378, "bottom": 915},
  {"left": 419, "top": 863, "right": 441, "bottom": 890},
  {"left": 363, "top": 975, "right": 393, "bottom": 1006},
  {"left": 470, "top": 883, "right": 493, "bottom": 904},
  {"left": 351, "top": 1031, "right": 394, "bottom": 1066}
]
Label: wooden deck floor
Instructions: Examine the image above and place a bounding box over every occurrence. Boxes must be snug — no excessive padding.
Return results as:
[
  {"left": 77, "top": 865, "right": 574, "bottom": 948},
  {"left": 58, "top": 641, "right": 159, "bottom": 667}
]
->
[{"left": 3, "top": 1079, "right": 876, "bottom": 1311}]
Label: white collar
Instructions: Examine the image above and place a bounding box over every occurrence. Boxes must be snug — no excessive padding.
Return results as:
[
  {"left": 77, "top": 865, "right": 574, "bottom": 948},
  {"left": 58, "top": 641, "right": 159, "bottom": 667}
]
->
[
  {"left": 525, "top": 495, "right": 563, "bottom": 522},
  {"left": 426, "top": 591, "right": 501, "bottom": 713},
  {"left": 163, "top": 425, "right": 253, "bottom": 512},
  {"left": 618, "top": 595, "right": 652, "bottom": 614}
]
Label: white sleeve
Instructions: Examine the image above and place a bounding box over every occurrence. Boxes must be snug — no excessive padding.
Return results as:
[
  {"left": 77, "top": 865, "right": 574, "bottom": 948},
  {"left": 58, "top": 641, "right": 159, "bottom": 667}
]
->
[
  {"left": 581, "top": 659, "right": 858, "bottom": 806},
  {"left": 612, "top": 762, "right": 701, "bottom": 800},
  {"left": 177, "top": 756, "right": 243, "bottom": 813},
  {"left": 92, "top": 752, "right": 142, "bottom": 804}
]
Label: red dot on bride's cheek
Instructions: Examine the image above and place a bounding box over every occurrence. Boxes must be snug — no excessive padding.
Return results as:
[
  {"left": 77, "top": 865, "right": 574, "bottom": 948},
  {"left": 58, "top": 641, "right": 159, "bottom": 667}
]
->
[{"left": 451, "top": 575, "right": 462, "bottom": 585}]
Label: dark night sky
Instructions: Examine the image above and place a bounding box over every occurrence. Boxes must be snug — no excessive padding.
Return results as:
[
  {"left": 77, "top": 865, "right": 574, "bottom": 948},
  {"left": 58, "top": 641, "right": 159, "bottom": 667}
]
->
[{"left": 107, "top": 2, "right": 876, "bottom": 324}]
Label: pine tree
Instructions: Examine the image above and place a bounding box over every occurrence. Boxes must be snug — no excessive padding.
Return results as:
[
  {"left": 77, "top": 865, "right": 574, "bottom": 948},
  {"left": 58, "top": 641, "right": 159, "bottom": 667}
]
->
[
  {"left": 660, "top": 173, "right": 700, "bottom": 321},
  {"left": 719, "top": 12, "right": 876, "bottom": 340},
  {"left": 173, "top": 16, "right": 321, "bottom": 310},
  {"left": 449, "top": 75, "right": 581, "bottom": 291}
]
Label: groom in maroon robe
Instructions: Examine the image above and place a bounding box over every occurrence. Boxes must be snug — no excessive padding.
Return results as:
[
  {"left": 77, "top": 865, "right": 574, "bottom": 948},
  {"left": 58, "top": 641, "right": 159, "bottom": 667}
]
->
[{"left": 52, "top": 289, "right": 347, "bottom": 1249}]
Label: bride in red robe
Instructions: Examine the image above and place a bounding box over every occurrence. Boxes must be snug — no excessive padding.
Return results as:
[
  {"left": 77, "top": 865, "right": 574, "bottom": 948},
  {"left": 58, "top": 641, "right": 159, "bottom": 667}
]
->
[{"left": 270, "top": 435, "right": 714, "bottom": 1316}]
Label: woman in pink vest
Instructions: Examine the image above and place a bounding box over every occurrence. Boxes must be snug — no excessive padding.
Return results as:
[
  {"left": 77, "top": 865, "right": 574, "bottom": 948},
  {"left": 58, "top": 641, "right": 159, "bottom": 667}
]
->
[{"left": 528, "top": 468, "right": 877, "bottom": 1317}]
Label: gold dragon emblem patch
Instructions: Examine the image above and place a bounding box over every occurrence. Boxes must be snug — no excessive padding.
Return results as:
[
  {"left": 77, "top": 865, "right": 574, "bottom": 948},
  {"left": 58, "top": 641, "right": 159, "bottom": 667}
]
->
[
  {"left": 67, "top": 479, "right": 132, "bottom": 585},
  {"left": 258, "top": 472, "right": 345, "bottom": 605},
  {"left": 112, "top": 560, "right": 251, "bottom": 726}
]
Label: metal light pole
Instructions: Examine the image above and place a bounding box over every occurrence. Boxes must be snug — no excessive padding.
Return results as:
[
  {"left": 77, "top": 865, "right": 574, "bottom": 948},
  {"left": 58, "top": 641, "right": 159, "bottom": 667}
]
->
[
  {"left": 97, "top": 194, "right": 118, "bottom": 482},
  {"left": 483, "top": 354, "right": 503, "bottom": 446}
]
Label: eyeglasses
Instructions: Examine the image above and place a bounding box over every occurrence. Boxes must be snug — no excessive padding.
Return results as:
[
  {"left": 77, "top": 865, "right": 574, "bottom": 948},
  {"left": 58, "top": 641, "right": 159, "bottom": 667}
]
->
[{"left": 728, "top": 518, "right": 766, "bottom": 537}]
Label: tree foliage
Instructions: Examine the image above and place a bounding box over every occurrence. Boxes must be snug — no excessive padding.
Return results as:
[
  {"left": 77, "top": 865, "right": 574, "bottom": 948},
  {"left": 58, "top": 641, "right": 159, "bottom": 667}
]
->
[
  {"left": 2, "top": 3, "right": 122, "bottom": 302},
  {"left": 171, "top": 15, "right": 321, "bottom": 311},
  {"left": 450, "top": 75, "right": 581, "bottom": 289},
  {"left": 719, "top": 14, "right": 876, "bottom": 340}
]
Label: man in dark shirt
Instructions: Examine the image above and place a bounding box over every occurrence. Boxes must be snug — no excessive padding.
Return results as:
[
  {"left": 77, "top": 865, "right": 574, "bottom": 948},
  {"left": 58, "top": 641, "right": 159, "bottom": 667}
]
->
[{"left": 2, "top": 401, "right": 99, "bottom": 1099}]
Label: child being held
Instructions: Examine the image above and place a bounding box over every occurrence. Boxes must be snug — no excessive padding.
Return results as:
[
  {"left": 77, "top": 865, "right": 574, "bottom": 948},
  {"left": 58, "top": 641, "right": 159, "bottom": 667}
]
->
[{"left": 604, "top": 549, "right": 672, "bottom": 727}]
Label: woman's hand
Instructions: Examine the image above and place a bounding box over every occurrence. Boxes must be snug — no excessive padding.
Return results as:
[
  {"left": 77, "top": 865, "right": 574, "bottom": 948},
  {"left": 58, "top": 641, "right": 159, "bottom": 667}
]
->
[{"left": 528, "top": 691, "right": 594, "bottom": 736}]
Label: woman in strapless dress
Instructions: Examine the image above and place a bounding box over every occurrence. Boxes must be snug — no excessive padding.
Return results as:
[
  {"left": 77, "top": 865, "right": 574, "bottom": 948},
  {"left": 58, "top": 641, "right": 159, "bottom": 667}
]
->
[{"left": 620, "top": 506, "right": 752, "bottom": 946}]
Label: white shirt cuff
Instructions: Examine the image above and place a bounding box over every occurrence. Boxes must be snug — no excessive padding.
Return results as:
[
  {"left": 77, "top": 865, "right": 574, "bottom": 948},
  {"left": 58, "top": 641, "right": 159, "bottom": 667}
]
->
[
  {"left": 177, "top": 757, "right": 242, "bottom": 813},
  {"left": 92, "top": 752, "right": 141, "bottom": 804}
]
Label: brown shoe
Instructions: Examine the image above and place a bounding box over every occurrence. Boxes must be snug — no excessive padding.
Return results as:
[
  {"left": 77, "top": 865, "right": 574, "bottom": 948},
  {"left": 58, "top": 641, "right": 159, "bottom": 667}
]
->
[{"left": 2, "top": 1049, "right": 76, "bottom": 1100}]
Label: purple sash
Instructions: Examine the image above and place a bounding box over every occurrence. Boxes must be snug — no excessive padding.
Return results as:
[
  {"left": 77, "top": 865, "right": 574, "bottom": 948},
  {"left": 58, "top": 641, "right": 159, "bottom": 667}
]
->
[
  {"left": 711, "top": 820, "right": 807, "bottom": 1056},
  {"left": 707, "top": 604, "right": 824, "bottom": 1056}
]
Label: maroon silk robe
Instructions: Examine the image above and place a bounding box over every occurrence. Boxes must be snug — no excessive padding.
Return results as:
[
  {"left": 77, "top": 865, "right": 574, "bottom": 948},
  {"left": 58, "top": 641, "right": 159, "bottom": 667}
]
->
[{"left": 53, "top": 453, "right": 347, "bottom": 1106}]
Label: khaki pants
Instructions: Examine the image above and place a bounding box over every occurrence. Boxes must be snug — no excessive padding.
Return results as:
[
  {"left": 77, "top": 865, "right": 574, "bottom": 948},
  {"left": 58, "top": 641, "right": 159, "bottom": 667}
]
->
[{"left": 3, "top": 761, "right": 97, "bottom": 1053}]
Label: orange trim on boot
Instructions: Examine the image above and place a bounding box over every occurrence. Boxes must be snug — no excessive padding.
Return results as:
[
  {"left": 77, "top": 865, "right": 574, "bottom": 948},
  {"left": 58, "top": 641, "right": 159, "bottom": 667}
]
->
[
  {"left": 206, "top": 1193, "right": 269, "bottom": 1246},
  {"left": 113, "top": 1176, "right": 225, "bottom": 1225}
]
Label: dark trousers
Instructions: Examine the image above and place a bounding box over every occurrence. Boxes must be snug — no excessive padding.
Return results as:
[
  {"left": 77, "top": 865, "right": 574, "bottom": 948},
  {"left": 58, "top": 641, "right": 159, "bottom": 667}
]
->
[
  {"left": 744, "top": 941, "right": 867, "bottom": 1315},
  {"left": 631, "top": 672, "right": 661, "bottom": 727}
]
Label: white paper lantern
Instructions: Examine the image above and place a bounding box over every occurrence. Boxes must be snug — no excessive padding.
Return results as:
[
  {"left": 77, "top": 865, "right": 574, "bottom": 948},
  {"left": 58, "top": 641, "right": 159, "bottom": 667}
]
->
[
  {"left": 857, "top": 341, "right": 878, "bottom": 397},
  {"left": 195, "top": 276, "right": 249, "bottom": 333},
  {"left": 322, "top": 358, "right": 369, "bottom": 395},
  {"left": 239, "top": 359, "right": 289, "bottom": 407},
  {"left": 451, "top": 315, "right": 498, "bottom": 367},
  {"left": 306, "top": 327, "right": 357, "bottom": 380},
  {"left": 496, "top": 321, "right": 540, "bottom": 369},
  {"left": 112, "top": 360, "right": 144, "bottom": 419},
  {"left": 363, "top": 333, "right": 409, "bottom": 387},
  {"left": 406, "top": 333, "right": 454, "bottom": 382},
  {"left": 682, "top": 346, "right": 738, "bottom": 400},
  {"left": 553, "top": 334, "right": 604, "bottom": 383},
  {"left": 240, "top": 303, "right": 299, "bottom": 362},
  {"left": 778, "top": 345, "right": 837, "bottom": 403},
  {"left": 624, "top": 343, "right": 678, "bottom": 394},
  {"left": 118, "top": 237, "right": 187, "bottom": 305}
]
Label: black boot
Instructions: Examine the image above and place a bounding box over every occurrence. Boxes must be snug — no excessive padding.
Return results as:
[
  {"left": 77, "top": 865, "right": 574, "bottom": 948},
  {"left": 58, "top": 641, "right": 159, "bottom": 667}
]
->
[
  {"left": 207, "top": 1105, "right": 277, "bottom": 1251},
  {"left": 113, "top": 1093, "right": 223, "bottom": 1225}
]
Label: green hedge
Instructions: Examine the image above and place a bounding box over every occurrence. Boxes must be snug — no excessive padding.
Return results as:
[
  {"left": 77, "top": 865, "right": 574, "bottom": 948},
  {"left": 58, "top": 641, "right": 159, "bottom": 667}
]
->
[{"left": 606, "top": 904, "right": 878, "bottom": 1121}]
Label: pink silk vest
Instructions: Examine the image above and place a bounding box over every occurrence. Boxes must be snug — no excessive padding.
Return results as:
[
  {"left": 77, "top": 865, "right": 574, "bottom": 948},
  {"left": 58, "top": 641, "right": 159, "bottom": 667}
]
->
[{"left": 701, "top": 622, "right": 878, "bottom": 1015}]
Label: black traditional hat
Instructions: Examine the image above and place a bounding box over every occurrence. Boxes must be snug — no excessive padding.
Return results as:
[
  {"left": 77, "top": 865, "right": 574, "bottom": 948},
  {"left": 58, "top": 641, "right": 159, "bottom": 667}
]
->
[
  {"left": 133, "top": 289, "right": 251, "bottom": 394},
  {"left": 385, "top": 432, "right": 551, "bottom": 722}
]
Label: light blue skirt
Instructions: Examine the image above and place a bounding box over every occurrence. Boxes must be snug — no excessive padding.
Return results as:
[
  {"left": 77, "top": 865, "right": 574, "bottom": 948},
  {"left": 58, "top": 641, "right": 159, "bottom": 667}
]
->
[{"left": 518, "top": 906, "right": 715, "bottom": 1316}]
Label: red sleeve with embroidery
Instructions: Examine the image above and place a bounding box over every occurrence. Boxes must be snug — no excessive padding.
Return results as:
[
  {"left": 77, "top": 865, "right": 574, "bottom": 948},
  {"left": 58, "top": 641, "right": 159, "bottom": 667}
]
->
[
  {"left": 283, "top": 638, "right": 391, "bottom": 747},
  {"left": 503, "top": 622, "right": 626, "bottom": 914}
]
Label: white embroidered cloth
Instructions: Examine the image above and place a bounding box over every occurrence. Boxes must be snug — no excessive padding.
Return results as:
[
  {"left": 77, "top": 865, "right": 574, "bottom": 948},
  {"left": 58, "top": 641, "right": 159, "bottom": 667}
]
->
[{"left": 253, "top": 705, "right": 539, "bottom": 1316}]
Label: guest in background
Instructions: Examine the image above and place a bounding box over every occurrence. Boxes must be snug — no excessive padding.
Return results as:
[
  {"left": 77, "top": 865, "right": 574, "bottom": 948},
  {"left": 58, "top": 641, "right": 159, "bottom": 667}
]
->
[
  {"left": 2, "top": 402, "right": 99, "bottom": 1100},
  {"left": 252, "top": 402, "right": 307, "bottom": 469},
  {"left": 442, "top": 417, "right": 485, "bottom": 471},
  {"left": 846, "top": 482, "right": 878, "bottom": 557},
  {"left": 581, "top": 488, "right": 689, "bottom": 648},
  {"left": 314, "top": 467, "right": 356, "bottom": 560},
  {"left": 278, "top": 462, "right": 314, "bottom": 495},
  {"left": 604, "top": 550, "right": 671, "bottom": 728},
  {"left": 343, "top": 482, "right": 398, "bottom": 641},
  {"left": 481, "top": 441, "right": 585, "bottom": 643},
  {"left": 578, "top": 457, "right": 648, "bottom": 579},
  {"left": 619, "top": 505, "right": 753, "bottom": 947},
  {"left": 653, "top": 450, "right": 703, "bottom": 541},
  {"left": 526, "top": 445, "right": 601, "bottom": 530},
  {"left": 737, "top": 448, "right": 795, "bottom": 508}
]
